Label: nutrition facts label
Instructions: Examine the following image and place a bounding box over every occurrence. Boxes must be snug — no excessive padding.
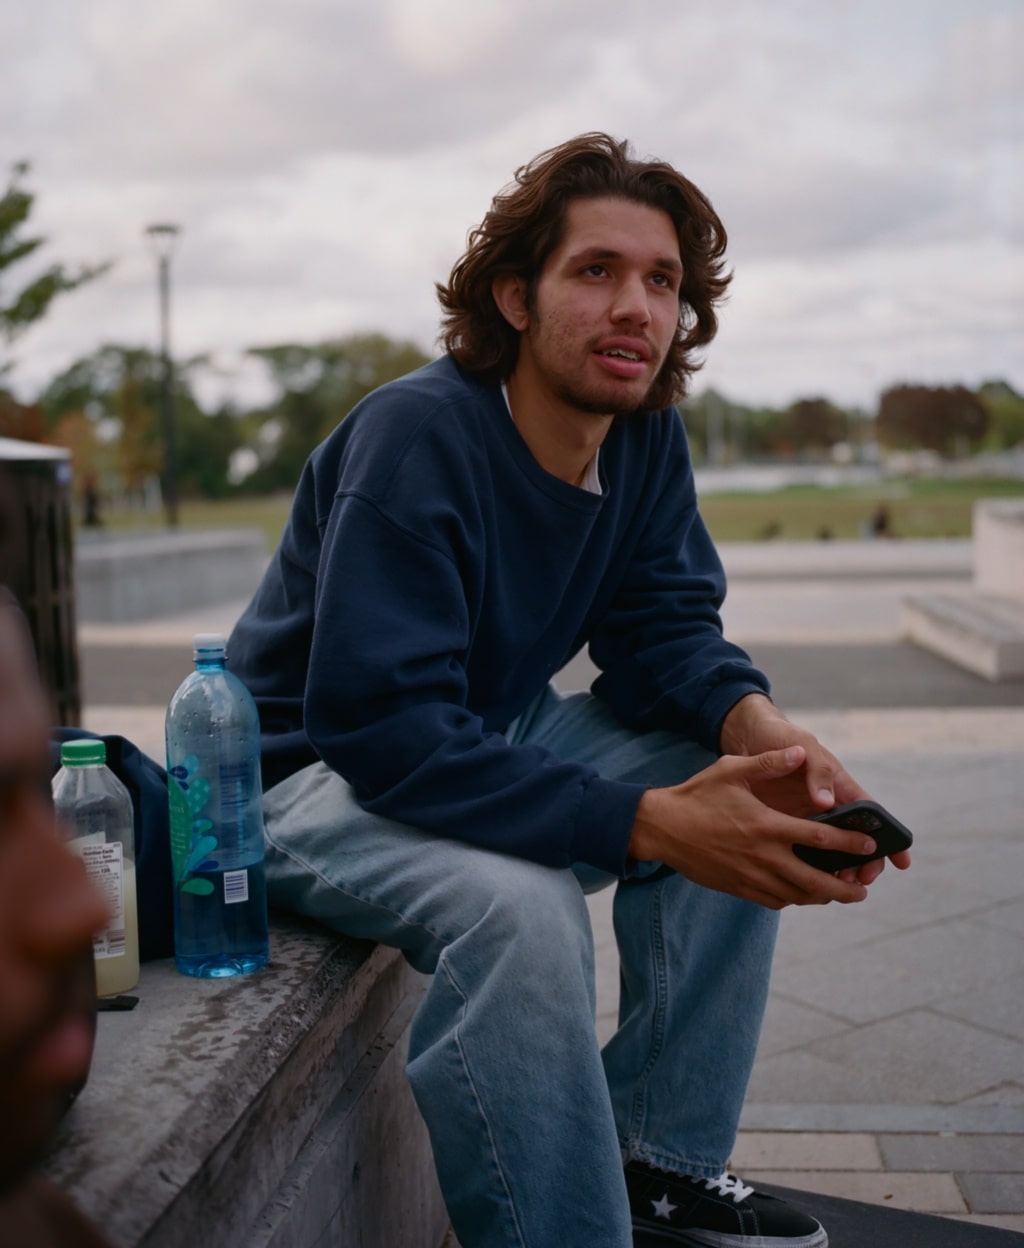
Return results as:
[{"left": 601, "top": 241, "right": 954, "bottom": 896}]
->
[{"left": 79, "top": 841, "right": 126, "bottom": 959}]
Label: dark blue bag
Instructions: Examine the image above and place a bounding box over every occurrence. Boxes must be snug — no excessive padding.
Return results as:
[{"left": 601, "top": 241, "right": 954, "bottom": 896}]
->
[{"left": 50, "top": 729, "right": 174, "bottom": 962}]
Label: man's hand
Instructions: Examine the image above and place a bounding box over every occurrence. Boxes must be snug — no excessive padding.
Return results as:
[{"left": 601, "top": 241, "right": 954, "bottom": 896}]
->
[
  {"left": 717, "top": 694, "right": 911, "bottom": 887},
  {"left": 720, "top": 693, "right": 854, "bottom": 809},
  {"left": 629, "top": 746, "right": 881, "bottom": 909}
]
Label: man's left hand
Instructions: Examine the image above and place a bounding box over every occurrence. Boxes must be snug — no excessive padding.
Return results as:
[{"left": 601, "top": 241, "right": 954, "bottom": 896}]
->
[{"left": 719, "top": 693, "right": 912, "bottom": 885}]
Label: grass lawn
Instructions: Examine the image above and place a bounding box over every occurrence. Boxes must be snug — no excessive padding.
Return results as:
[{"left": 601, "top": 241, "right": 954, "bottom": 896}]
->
[
  {"left": 82, "top": 477, "right": 1024, "bottom": 550},
  {"left": 698, "top": 477, "right": 1024, "bottom": 543},
  {"left": 82, "top": 494, "right": 296, "bottom": 553}
]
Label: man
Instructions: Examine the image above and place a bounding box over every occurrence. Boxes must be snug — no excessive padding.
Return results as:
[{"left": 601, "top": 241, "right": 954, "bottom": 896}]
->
[
  {"left": 0, "top": 580, "right": 113, "bottom": 1246},
  {"left": 229, "top": 133, "right": 910, "bottom": 1248}
]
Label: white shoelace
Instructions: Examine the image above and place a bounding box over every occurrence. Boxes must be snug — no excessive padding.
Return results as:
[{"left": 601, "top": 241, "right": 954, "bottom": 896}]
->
[{"left": 701, "top": 1172, "right": 755, "bottom": 1203}]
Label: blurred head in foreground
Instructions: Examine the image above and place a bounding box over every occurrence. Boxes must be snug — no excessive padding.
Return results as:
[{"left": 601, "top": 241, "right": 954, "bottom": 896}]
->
[{"left": 0, "top": 471, "right": 109, "bottom": 1187}]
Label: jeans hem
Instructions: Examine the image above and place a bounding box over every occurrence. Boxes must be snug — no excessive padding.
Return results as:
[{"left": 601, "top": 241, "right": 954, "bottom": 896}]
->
[{"left": 622, "top": 1140, "right": 732, "bottom": 1181}]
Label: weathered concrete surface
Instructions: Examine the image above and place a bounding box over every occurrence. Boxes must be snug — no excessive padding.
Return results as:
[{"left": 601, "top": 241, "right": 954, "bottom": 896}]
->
[
  {"left": 249, "top": 989, "right": 440, "bottom": 1248},
  {"left": 75, "top": 529, "right": 267, "bottom": 623},
  {"left": 44, "top": 921, "right": 448, "bottom": 1248}
]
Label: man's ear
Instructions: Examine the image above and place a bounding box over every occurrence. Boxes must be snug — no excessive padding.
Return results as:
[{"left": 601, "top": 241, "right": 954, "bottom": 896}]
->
[{"left": 492, "top": 273, "right": 529, "bottom": 332}]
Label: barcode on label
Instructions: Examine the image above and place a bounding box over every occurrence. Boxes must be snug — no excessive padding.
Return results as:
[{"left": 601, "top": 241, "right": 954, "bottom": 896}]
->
[{"left": 223, "top": 869, "right": 249, "bottom": 905}]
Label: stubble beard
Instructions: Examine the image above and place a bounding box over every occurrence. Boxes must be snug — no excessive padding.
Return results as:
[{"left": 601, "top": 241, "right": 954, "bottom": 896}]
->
[
  {"left": 524, "top": 301, "right": 674, "bottom": 417},
  {"left": 550, "top": 366, "right": 668, "bottom": 420}
]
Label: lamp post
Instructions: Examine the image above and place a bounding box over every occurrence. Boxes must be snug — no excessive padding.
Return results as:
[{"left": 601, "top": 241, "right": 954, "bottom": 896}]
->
[{"left": 145, "top": 223, "right": 182, "bottom": 528}]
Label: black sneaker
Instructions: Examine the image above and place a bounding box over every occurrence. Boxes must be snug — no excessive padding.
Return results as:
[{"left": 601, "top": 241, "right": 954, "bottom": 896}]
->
[{"left": 625, "top": 1160, "right": 827, "bottom": 1247}]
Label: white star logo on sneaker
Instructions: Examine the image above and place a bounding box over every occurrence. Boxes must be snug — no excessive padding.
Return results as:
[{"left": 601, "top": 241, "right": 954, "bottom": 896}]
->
[{"left": 651, "top": 1193, "right": 677, "bottom": 1220}]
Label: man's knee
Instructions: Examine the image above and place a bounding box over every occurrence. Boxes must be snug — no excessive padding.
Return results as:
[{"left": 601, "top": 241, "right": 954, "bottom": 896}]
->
[{"left": 440, "top": 851, "right": 591, "bottom": 951}]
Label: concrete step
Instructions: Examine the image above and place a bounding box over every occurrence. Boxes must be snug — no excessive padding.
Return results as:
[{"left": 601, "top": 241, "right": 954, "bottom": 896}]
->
[{"left": 902, "top": 591, "right": 1024, "bottom": 681}]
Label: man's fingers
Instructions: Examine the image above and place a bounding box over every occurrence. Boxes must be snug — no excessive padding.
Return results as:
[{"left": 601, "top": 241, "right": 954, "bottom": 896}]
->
[
  {"left": 749, "top": 745, "right": 806, "bottom": 779},
  {"left": 804, "top": 751, "right": 841, "bottom": 809}
]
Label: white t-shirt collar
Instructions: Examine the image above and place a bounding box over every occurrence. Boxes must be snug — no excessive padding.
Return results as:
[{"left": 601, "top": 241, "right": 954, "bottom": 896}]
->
[{"left": 501, "top": 382, "right": 602, "bottom": 495}]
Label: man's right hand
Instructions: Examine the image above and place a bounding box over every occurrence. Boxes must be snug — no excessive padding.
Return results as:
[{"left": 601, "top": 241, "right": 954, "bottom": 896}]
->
[{"left": 627, "top": 746, "right": 877, "bottom": 910}]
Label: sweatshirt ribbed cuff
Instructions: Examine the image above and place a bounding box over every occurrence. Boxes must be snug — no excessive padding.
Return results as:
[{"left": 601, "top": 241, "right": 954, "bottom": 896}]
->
[
  {"left": 570, "top": 777, "right": 648, "bottom": 877},
  {"left": 699, "top": 679, "right": 774, "bottom": 754}
]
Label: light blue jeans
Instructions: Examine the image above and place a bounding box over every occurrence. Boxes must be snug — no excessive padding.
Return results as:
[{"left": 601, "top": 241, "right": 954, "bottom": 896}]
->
[{"left": 262, "top": 687, "right": 779, "bottom": 1248}]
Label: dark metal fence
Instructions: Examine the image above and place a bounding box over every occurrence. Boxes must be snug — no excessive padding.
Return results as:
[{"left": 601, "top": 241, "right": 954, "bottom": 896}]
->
[{"left": 0, "top": 440, "right": 81, "bottom": 726}]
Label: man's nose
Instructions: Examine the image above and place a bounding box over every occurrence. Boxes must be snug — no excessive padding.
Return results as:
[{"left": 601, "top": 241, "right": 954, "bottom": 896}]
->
[{"left": 610, "top": 273, "right": 651, "bottom": 325}]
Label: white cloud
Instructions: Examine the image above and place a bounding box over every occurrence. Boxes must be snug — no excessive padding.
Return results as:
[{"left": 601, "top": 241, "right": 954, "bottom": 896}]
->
[{"left": 2, "top": 0, "right": 1021, "bottom": 410}]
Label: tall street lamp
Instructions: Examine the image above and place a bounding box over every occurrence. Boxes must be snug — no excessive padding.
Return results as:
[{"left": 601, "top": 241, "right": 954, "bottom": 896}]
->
[{"left": 145, "top": 223, "right": 182, "bottom": 528}]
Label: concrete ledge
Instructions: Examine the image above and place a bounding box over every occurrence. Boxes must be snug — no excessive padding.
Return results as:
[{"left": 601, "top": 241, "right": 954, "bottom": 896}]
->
[
  {"left": 75, "top": 529, "right": 267, "bottom": 623},
  {"left": 975, "top": 499, "right": 1024, "bottom": 602},
  {"left": 902, "top": 592, "right": 1024, "bottom": 681},
  {"left": 44, "top": 921, "right": 449, "bottom": 1248}
]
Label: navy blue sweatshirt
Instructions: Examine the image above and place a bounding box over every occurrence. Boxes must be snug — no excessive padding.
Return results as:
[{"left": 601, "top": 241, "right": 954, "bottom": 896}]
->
[{"left": 228, "top": 356, "right": 770, "bottom": 876}]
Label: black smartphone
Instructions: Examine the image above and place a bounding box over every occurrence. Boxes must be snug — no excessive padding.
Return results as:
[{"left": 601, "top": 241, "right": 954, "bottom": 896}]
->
[{"left": 794, "top": 799, "right": 913, "bottom": 873}]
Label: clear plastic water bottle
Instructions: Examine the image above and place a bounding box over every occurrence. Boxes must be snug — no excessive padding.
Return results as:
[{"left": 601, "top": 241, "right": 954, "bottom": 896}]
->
[
  {"left": 52, "top": 739, "right": 141, "bottom": 996},
  {"left": 165, "top": 633, "right": 269, "bottom": 978}
]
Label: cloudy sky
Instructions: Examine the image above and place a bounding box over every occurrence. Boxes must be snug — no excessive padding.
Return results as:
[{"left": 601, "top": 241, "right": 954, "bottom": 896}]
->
[{"left": 4, "top": 0, "right": 1021, "bottom": 412}]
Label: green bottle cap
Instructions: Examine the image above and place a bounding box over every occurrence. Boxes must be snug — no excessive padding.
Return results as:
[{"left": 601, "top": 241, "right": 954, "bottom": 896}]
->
[{"left": 60, "top": 739, "right": 107, "bottom": 766}]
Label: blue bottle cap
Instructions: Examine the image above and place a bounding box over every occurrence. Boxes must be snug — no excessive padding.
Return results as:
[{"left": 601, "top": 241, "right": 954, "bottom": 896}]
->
[{"left": 192, "top": 633, "right": 227, "bottom": 661}]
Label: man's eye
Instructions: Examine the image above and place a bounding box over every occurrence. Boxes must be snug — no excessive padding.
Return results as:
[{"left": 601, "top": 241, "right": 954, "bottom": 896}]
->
[{"left": 583, "top": 264, "right": 607, "bottom": 277}]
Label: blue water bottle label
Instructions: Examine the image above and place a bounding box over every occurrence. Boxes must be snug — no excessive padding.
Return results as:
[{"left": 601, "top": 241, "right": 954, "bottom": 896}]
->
[{"left": 168, "top": 754, "right": 218, "bottom": 897}]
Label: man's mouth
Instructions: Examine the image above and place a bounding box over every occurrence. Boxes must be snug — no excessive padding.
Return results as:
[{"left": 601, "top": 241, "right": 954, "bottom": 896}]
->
[
  {"left": 598, "top": 347, "right": 644, "bottom": 362},
  {"left": 593, "top": 341, "right": 651, "bottom": 381}
]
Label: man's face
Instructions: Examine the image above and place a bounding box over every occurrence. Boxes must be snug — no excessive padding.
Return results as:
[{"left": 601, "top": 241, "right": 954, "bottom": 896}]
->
[
  {"left": 511, "top": 196, "right": 683, "bottom": 419},
  {"left": 0, "top": 605, "right": 108, "bottom": 1187}
]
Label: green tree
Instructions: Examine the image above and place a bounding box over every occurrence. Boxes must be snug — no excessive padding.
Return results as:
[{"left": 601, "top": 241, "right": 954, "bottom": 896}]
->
[
  {"left": 245, "top": 333, "right": 430, "bottom": 491},
  {"left": 682, "top": 390, "right": 833, "bottom": 463},
  {"left": 978, "top": 380, "right": 1024, "bottom": 451},
  {"left": 176, "top": 403, "right": 245, "bottom": 499},
  {"left": 0, "top": 162, "right": 110, "bottom": 380},
  {"left": 113, "top": 367, "right": 162, "bottom": 495},
  {"left": 41, "top": 345, "right": 244, "bottom": 500},
  {"left": 38, "top": 343, "right": 131, "bottom": 426},
  {"left": 681, "top": 389, "right": 771, "bottom": 464}
]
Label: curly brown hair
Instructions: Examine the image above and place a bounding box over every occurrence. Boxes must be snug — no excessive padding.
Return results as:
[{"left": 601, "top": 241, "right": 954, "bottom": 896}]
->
[{"left": 437, "top": 132, "right": 731, "bottom": 410}]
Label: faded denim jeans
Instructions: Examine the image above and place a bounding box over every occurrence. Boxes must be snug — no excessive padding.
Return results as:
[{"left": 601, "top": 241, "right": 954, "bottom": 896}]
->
[{"left": 262, "top": 686, "right": 779, "bottom": 1248}]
